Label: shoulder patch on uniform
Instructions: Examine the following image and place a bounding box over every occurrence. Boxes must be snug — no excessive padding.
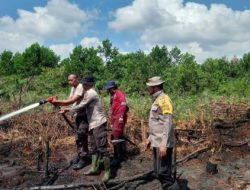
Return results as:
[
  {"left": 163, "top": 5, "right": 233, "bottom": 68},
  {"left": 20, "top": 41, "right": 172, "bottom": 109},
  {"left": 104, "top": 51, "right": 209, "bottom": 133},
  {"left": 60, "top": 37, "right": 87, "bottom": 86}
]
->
[{"left": 156, "top": 95, "right": 173, "bottom": 114}]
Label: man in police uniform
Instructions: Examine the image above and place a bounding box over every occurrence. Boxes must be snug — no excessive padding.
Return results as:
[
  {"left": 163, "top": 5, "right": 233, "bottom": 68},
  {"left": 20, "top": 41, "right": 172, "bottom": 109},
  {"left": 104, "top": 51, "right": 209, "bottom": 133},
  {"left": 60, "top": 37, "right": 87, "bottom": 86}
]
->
[{"left": 145, "top": 76, "right": 176, "bottom": 190}]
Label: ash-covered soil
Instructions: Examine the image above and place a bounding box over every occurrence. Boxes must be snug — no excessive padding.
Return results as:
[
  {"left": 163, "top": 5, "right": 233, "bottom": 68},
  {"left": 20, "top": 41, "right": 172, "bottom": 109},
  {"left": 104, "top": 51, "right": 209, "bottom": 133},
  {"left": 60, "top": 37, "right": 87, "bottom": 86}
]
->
[
  {"left": 1, "top": 104, "right": 250, "bottom": 190},
  {"left": 1, "top": 135, "right": 250, "bottom": 190}
]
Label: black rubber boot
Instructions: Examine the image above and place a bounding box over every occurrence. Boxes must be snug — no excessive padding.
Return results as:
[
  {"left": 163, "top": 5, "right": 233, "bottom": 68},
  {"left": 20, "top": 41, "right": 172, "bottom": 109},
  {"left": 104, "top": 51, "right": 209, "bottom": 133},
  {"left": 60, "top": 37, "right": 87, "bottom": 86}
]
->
[
  {"left": 111, "top": 142, "right": 126, "bottom": 167},
  {"left": 118, "top": 141, "right": 126, "bottom": 161},
  {"left": 167, "top": 181, "right": 180, "bottom": 190},
  {"left": 111, "top": 144, "right": 121, "bottom": 167},
  {"left": 72, "top": 158, "right": 87, "bottom": 170}
]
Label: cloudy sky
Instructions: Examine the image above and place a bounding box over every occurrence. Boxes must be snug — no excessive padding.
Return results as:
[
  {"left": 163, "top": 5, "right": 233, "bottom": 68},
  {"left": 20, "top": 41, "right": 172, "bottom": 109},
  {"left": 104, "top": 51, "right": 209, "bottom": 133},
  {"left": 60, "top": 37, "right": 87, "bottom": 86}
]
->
[{"left": 0, "top": 0, "right": 249, "bottom": 63}]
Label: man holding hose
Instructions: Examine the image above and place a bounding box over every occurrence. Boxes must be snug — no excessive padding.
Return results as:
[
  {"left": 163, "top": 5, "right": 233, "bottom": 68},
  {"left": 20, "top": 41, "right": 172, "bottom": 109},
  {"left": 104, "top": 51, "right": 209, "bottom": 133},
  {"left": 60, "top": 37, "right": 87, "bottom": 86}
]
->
[
  {"left": 47, "top": 74, "right": 89, "bottom": 170},
  {"left": 60, "top": 75, "right": 111, "bottom": 182}
]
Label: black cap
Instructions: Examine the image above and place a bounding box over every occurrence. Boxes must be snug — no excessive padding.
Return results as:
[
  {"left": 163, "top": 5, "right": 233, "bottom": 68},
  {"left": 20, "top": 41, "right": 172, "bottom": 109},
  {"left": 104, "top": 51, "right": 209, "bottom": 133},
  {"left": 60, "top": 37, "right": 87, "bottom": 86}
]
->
[{"left": 80, "top": 75, "right": 95, "bottom": 84}]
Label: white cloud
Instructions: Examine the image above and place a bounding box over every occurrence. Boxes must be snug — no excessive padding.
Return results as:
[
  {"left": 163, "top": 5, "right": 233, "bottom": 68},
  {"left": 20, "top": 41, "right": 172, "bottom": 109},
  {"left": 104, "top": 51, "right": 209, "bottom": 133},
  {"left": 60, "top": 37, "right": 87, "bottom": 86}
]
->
[
  {"left": 49, "top": 36, "right": 102, "bottom": 60},
  {"left": 49, "top": 43, "right": 75, "bottom": 60},
  {"left": 109, "top": 0, "right": 250, "bottom": 63},
  {"left": 0, "top": 0, "right": 97, "bottom": 53},
  {"left": 80, "top": 37, "right": 101, "bottom": 48}
]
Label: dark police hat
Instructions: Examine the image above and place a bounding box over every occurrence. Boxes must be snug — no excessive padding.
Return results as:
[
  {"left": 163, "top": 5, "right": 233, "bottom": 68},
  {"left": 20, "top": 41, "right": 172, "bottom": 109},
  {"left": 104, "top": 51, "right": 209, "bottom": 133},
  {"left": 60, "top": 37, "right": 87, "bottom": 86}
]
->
[{"left": 81, "top": 75, "right": 95, "bottom": 85}]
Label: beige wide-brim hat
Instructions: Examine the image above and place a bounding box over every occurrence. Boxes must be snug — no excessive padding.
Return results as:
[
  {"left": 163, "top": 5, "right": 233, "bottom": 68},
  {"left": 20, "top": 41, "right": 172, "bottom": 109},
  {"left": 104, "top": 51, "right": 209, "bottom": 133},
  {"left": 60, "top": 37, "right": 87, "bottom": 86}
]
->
[{"left": 146, "top": 76, "right": 165, "bottom": 86}]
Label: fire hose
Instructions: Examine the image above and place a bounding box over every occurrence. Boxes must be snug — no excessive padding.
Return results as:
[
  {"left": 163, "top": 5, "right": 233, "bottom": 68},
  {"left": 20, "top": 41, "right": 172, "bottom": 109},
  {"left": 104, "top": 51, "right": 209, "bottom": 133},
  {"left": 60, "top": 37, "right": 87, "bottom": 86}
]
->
[
  {"left": 0, "top": 99, "right": 48, "bottom": 122},
  {"left": 0, "top": 99, "right": 137, "bottom": 148},
  {"left": 60, "top": 113, "right": 76, "bottom": 133},
  {"left": 0, "top": 99, "right": 75, "bottom": 135}
]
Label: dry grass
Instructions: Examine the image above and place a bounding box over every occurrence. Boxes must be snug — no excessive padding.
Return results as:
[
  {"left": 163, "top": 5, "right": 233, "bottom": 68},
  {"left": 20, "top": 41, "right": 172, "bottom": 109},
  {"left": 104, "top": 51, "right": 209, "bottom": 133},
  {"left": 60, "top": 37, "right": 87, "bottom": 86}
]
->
[
  {"left": 0, "top": 109, "right": 72, "bottom": 165},
  {"left": 0, "top": 99, "right": 249, "bottom": 166}
]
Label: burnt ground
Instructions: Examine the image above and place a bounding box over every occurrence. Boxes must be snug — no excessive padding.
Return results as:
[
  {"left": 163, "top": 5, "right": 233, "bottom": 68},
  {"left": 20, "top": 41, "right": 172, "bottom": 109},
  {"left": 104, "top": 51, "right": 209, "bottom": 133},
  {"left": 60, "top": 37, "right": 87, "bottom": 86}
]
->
[
  {"left": 0, "top": 104, "right": 250, "bottom": 190},
  {"left": 0, "top": 132, "right": 250, "bottom": 190}
]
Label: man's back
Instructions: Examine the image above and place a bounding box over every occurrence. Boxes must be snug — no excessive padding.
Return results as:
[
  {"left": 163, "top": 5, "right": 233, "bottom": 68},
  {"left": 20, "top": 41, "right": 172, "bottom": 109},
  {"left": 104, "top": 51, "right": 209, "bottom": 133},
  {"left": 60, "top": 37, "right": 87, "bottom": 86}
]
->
[{"left": 72, "top": 88, "right": 107, "bottom": 130}]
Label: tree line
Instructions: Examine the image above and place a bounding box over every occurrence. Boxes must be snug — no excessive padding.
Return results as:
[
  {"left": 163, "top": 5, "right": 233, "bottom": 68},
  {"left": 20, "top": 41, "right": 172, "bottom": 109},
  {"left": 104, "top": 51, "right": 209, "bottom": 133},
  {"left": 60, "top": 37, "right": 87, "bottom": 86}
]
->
[{"left": 0, "top": 39, "right": 249, "bottom": 106}]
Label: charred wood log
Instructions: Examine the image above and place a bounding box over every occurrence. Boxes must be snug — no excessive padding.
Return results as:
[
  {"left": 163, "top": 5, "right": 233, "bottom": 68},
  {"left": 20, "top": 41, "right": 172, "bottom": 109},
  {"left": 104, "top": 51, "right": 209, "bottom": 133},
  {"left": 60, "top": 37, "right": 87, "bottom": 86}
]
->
[
  {"left": 176, "top": 146, "right": 210, "bottom": 165},
  {"left": 44, "top": 140, "right": 50, "bottom": 178},
  {"left": 213, "top": 117, "right": 249, "bottom": 129},
  {"left": 24, "top": 170, "right": 154, "bottom": 190},
  {"left": 105, "top": 170, "right": 153, "bottom": 186},
  {"left": 222, "top": 138, "right": 250, "bottom": 147},
  {"left": 36, "top": 151, "right": 43, "bottom": 171},
  {"left": 191, "top": 139, "right": 206, "bottom": 145},
  {"left": 175, "top": 128, "right": 203, "bottom": 133},
  {"left": 108, "top": 182, "right": 126, "bottom": 190}
]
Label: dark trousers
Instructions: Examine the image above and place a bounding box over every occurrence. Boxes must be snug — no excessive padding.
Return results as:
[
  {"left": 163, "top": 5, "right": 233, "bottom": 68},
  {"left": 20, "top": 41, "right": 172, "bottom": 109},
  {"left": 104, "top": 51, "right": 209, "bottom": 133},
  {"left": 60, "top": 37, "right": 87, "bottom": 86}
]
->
[
  {"left": 153, "top": 147, "right": 174, "bottom": 190},
  {"left": 89, "top": 122, "right": 108, "bottom": 156},
  {"left": 111, "top": 117, "right": 127, "bottom": 161},
  {"left": 111, "top": 134, "right": 126, "bottom": 161},
  {"left": 75, "top": 115, "right": 89, "bottom": 158}
]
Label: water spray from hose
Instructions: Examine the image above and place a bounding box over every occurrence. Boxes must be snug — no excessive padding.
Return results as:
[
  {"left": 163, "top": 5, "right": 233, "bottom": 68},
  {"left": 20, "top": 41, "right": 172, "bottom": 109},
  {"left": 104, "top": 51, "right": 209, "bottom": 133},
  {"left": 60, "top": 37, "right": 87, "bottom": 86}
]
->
[{"left": 0, "top": 100, "right": 48, "bottom": 122}]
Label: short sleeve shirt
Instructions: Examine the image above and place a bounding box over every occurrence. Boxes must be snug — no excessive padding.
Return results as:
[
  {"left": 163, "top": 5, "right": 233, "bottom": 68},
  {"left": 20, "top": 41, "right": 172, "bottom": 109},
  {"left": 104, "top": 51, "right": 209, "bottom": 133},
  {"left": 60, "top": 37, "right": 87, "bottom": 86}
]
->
[{"left": 69, "top": 83, "right": 84, "bottom": 107}]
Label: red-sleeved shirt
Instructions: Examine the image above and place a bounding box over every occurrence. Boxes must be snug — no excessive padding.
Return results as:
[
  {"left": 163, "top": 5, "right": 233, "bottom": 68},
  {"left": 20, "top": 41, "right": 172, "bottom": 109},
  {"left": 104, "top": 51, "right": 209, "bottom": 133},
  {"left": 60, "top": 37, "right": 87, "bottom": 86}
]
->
[{"left": 110, "top": 89, "right": 128, "bottom": 125}]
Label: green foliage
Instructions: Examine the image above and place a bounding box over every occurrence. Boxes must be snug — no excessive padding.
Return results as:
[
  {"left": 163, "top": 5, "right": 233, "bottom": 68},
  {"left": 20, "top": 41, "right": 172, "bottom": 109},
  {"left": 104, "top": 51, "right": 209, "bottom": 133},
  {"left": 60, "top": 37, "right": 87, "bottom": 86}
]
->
[
  {"left": 0, "top": 50, "right": 14, "bottom": 75},
  {"left": 63, "top": 45, "right": 104, "bottom": 82},
  {"left": 121, "top": 51, "right": 150, "bottom": 95},
  {"left": 218, "top": 76, "right": 250, "bottom": 98},
  {"left": 98, "top": 39, "right": 119, "bottom": 65},
  {"left": 0, "top": 40, "right": 249, "bottom": 112},
  {"left": 173, "top": 94, "right": 200, "bottom": 119},
  {"left": 18, "top": 43, "right": 60, "bottom": 77},
  {"left": 0, "top": 43, "right": 60, "bottom": 105},
  {"left": 175, "top": 53, "right": 200, "bottom": 93},
  {"left": 127, "top": 95, "right": 151, "bottom": 119},
  {"left": 33, "top": 66, "right": 66, "bottom": 96},
  {"left": 0, "top": 75, "right": 31, "bottom": 104},
  {"left": 149, "top": 45, "right": 172, "bottom": 76},
  {"left": 241, "top": 52, "right": 250, "bottom": 71}
]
